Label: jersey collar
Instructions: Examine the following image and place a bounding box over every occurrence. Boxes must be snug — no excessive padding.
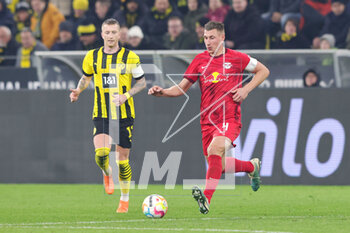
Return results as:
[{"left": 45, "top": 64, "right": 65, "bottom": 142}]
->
[
  {"left": 205, "top": 48, "right": 227, "bottom": 58},
  {"left": 102, "top": 46, "right": 122, "bottom": 55}
]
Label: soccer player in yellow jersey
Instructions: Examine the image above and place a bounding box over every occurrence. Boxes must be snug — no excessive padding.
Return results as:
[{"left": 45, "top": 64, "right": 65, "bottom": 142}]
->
[{"left": 69, "top": 18, "right": 146, "bottom": 213}]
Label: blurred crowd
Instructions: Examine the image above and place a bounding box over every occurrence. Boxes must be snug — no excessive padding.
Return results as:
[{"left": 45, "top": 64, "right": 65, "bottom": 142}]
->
[{"left": 1, "top": 0, "right": 350, "bottom": 68}]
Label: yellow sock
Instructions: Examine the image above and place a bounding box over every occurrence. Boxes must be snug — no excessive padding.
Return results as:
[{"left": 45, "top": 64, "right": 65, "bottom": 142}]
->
[
  {"left": 95, "top": 147, "right": 110, "bottom": 175},
  {"left": 117, "top": 159, "right": 132, "bottom": 201}
]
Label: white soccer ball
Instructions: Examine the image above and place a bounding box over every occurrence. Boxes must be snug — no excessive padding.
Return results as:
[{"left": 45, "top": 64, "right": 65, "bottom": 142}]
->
[{"left": 142, "top": 194, "right": 168, "bottom": 218}]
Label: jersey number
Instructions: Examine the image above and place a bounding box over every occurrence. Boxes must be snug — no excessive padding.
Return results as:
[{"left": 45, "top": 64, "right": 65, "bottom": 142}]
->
[
  {"left": 223, "top": 122, "right": 229, "bottom": 132},
  {"left": 102, "top": 73, "right": 117, "bottom": 88}
]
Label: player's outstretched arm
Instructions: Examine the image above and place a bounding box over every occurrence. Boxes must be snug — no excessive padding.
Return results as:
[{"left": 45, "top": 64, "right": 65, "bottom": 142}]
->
[
  {"left": 70, "top": 75, "right": 92, "bottom": 102},
  {"left": 232, "top": 61, "right": 270, "bottom": 103},
  {"left": 113, "top": 77, "right": 146, "bottom": 106},
  {"left": 148, "top": 78, "right": 192, "bottom": 97}
]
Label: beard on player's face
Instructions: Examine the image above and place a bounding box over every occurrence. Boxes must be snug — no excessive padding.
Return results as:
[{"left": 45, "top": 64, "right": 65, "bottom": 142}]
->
[
  {"left": 106, "top": 39, "right": 118, "bottom": 47},
  {"left": 102, "top": 25, "right": 120, "bottom": 48},
  {"left": 204, "top": 30, "right": 225, "bottom": 55}
]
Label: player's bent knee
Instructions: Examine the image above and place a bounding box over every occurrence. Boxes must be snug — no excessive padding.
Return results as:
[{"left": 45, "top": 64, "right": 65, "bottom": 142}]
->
[
  {"left": 207, "top": 144, "right": 225, "bottom": 156},
  {"left": 95, "top": 147, "right": 111, "bottom": 157},
  {"left": 95, "top": 147, "right": 111, "bottom": 172}
]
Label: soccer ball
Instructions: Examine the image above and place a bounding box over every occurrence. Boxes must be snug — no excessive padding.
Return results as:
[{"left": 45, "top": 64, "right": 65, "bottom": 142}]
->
[{"left": 142, "top": 194, "right": 168, "bottom": 218}]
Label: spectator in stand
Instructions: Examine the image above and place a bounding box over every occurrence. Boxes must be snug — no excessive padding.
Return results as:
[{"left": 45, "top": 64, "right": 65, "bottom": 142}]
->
[
  {"left": 143, "top": 0, "right": 181, "bottom": 43},
  {"left": 313, "top": 0, "right": 350, "bottom": 48},
  {"left": 299, "top": 0, "right": 332, "bottom": 42},
  {"left": 127, "top": 25, "right": 144, "bottom": 49},
  {"left": 113, "top": 0, "right": 147, "bottom": 28},
  {"left": 263, "top": 0, "right": 302, "bottom": 35},
  {"left": 172, "top": 0, "right": 190, "bottom": 15},
  {"left": 224, "top": 0, "right": 265, "bottom": 49},
  {"left": 16, "top": 27, "right": 47, "bottom": 68},
  {"left": 91, "top": 0, "right": 115, "bottom": 34},
  {"left": 14, "top": 1, "right": 31, "bottom": 43},
  {"left": 273, "top": 18, "right": 310, "bottom": 49},
  {"left": 0, "top": 0, "right": 15, "bottom": 33},
  {"left": 5, "top": 0, "right": 20, "bottom": 14},
  {"left": 67, "top": 0, "right": 90, "bottom": 36},
  {"left": 0, "top": 26, "right": 19, "bottom": 66},
  {"left": 183, "top": 0, "right": 208, "bottom": 33},
  {"left": 303, "top": 68, "right": 321, "bottom": 87},
  {"left": 51, "top": 21, "right": 79, "bottom": 51},
  {"left": 119, "top": 25, "right": 129, "bottom": 47},
  {"left": 314, "top": 34, "right": 336, "bottom": 66},
  {"left": 77, "top": 20, "right": 102, "bottom": 50},
  {"left": 194, "top": 17, "right": 209, "bottom": 49},
  {"left": 206, "top": 0, "right": 230, "bottom": 22},
  {"left": 163, "top": 15, "right": 196, "bottom": 49},
  {"left": 319, "top": 33, "right": 336, "bottom": 49},
  {"left": 30, "top": 0, "right": 65, "bottom": 49},
  {"left": 127, "top": 25, "right": 157, "bottom": 50},
  {"left": 87, "top": 0, "right": 121, "bottom": 12}
]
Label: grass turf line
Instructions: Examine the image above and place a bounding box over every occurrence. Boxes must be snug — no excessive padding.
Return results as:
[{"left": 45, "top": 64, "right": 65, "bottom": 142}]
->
[{"left": 0, "top": 184, "right": 349, "bottom": 233}]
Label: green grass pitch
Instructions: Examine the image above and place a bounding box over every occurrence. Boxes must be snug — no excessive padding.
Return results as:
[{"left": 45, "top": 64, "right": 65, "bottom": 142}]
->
[{"left": 0, "top": 184, "right": 349, "bottom": 233}]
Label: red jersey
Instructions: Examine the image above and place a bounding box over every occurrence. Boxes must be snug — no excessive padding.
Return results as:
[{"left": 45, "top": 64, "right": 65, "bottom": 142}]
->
[{"left": 184, "top": 48, "right": 257, "bottom": 125}]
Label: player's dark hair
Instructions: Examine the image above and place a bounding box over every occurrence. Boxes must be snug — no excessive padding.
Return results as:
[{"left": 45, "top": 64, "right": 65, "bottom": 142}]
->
[
  {"left": 204, "top": 21, "right": 225, "bottom": 33},
  {"left": 283, "top": 18, "right": 299, "bottom": 31},
  {"left": 102, "top": 18, "right": 120, "bottom": 28}
]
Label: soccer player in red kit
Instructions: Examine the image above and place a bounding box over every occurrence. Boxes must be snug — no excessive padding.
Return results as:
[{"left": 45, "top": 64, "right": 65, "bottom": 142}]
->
[{"left": 148, "top": 21, "right": 270, "bottom": 214}]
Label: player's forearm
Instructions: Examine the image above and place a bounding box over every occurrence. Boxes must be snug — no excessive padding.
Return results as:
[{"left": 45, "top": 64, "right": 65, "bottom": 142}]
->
[
  {"left": 244, "top": 68, "right": 270, "bottom": 94},
  {"left": 77, "top": 76, "right": 91, "bottom": 93},
  {"left": 128, "top": 77, "right": 146, "bottom": 97},
  {"left": 162, "top": 85, "right": 185, "bottom": 97}
]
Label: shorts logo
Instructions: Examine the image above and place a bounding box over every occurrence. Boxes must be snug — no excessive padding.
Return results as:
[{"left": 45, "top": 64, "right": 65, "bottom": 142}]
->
[{"left": 223, "top": 62, "right": 232, "bottom": 69}]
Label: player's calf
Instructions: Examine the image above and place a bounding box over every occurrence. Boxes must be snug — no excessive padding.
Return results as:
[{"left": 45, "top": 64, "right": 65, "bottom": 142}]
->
[{"left": 118, "top": 159, "right": 132, "bottom": 202}]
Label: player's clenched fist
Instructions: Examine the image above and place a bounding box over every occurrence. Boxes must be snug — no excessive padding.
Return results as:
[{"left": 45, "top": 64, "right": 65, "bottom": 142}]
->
[
  {"left": 148, "top": 86, "right": 164, "bottom": 96},
  {"left": 231, "top": 88, "right": 248, "bottom": 103},
  {"left": 112, "top": 94, "right": 127, "bottom": 106},
  {"left": 70, "top": 88, "right": 81, "bottom": 102}
]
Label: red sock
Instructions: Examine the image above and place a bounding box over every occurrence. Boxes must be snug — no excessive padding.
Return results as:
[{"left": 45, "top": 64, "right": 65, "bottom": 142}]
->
[
  {"left": 224, "top": 157, "right": 254, "bottom": 173},
  {"left": 203, "top": 155, "right": 222, "bottom": 204}
]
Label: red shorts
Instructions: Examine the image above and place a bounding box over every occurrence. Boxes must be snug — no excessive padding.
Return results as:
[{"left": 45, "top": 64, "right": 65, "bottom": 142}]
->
[{"left": 201, "top": 121, "right": 241, "bottom": 156}]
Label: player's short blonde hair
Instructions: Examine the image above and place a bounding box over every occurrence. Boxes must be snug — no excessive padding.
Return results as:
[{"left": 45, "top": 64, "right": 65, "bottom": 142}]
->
[
  {"left": 204, "top": 21, "right": 225, "bottom": 34},
  {"left": 102, "top": 18, "right": 120, "bottom": 28}
]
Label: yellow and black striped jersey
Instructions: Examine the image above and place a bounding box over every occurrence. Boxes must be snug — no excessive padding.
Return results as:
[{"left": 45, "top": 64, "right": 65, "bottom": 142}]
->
[{"left": 82, "top": 46, "right": 144, "bottom": 122}]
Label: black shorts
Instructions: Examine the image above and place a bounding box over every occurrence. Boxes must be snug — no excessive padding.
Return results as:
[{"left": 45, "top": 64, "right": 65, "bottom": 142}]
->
[{"left": 93, "top": 118, "right": 134, "bottom": 149}]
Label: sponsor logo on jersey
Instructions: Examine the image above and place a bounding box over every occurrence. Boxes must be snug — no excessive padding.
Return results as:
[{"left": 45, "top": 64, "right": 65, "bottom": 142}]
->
[
  {"left": 223, "top": 62, "right": 232, "bottom": 69},
  {"left": 117, "top": 63, "right": 126, "bottom": 70},
  {"left": 204, "top": 72, "right": 229, "bottom": 84}
]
